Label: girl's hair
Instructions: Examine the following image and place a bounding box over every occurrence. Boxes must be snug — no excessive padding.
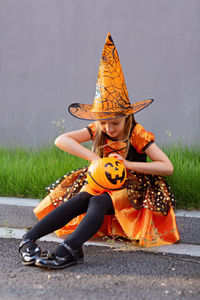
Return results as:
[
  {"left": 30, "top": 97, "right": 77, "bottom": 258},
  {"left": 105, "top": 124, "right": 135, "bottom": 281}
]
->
[{"left": 92, "top": 114, "right": 136, "bottom": 158}]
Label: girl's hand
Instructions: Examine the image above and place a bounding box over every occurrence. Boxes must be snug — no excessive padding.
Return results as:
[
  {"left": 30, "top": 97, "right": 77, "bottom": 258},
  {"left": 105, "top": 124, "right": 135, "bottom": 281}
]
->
[
  {"left": 109, "top": 143, "right": 174, "bottom": 176},
  {"left": 90, "top": 156, "right": 101, "bottom": 162},
  {"left": 108, "top": 153, "right": 130, "bottom": 169}
]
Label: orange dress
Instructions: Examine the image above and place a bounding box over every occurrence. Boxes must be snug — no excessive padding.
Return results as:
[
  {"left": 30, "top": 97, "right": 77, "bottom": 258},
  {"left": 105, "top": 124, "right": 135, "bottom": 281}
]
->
[{"left": 34, "top": 123, "right": 180, "bottom": 247}]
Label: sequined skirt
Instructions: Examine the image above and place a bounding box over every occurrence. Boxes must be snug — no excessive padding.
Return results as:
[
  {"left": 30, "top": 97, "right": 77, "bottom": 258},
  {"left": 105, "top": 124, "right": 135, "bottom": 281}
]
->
[{"left": 34, "top": 167, "right": 180, "bottom": 247}]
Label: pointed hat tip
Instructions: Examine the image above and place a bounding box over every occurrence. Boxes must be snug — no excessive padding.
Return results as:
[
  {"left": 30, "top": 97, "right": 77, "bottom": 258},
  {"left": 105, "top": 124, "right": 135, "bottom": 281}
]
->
[{"left": 105, "top": 32, "right": 114, "bottom": 44}]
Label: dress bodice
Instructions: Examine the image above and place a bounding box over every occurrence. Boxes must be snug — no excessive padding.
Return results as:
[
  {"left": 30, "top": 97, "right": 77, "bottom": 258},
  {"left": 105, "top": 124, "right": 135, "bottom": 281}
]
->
[{"left": 87, "top": 122, "right": 155, "bottom": 162}]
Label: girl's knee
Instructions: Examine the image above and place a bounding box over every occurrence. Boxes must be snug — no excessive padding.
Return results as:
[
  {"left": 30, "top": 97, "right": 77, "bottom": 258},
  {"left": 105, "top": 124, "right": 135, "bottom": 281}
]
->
[
  {"left": 89, "top": 194, "right": 112, "bottom": 210},
  {"left": 89, "top": 195, "right": 100, "bottom": 206}
]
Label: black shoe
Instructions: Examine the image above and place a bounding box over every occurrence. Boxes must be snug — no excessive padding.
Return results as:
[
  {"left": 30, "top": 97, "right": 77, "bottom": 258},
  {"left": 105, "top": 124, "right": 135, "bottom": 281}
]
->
[
  {"left": 35, "top": 242, "right": 84, "bottom": 269},
  {"left": 19, "top": 237, "right": 41, "bottom": 266},
  {"left": 39, "top": 248, "right": 83, "bottom": 263}
]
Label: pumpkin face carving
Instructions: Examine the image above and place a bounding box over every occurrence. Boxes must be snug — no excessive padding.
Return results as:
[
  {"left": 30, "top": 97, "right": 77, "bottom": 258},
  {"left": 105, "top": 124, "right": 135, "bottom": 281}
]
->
[{"left": 87, "top": 157, "right": 126, "bottom": 192}]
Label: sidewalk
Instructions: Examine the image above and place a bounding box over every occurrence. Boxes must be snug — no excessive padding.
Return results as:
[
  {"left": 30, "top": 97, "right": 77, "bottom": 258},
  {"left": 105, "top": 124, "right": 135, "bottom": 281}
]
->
[{"left": 0, "top": 196, "right": 200, "bottom": 257}]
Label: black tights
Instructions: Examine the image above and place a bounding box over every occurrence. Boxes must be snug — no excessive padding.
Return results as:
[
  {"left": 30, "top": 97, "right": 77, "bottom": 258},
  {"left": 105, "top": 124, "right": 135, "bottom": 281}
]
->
[{"left": 25, "top": 192, "right": 114, "bottom": 250}]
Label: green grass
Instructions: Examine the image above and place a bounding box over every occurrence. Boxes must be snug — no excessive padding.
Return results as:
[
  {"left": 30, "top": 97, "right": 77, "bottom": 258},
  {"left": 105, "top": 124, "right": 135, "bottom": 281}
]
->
[
  {"left": 163, "top": 145, "right": 200, "bottom": 210},
  {"left": 0, "top": 144, "right": 199, "bottom": 209},
  {"left": 0, "top": 145, "right": 87, "bottom": 199}
]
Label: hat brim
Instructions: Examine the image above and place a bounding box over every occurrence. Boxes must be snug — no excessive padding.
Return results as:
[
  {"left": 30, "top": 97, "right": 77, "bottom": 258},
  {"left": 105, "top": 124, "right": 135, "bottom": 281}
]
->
[{"left": 68, "top": 99, "right": 154, "bottom": 121}]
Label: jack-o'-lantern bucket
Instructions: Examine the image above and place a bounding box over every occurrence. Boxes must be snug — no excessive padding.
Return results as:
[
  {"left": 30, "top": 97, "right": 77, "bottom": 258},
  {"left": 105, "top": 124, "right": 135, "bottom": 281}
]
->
[{"left": 87, "top": 157, "right": 127, "bottom": 192}]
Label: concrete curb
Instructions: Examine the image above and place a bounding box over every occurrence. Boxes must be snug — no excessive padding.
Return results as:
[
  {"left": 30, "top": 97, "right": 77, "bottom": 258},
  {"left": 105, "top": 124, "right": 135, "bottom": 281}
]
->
[{"left": 0, "top": 197, "right": 200, "bottom": 245}]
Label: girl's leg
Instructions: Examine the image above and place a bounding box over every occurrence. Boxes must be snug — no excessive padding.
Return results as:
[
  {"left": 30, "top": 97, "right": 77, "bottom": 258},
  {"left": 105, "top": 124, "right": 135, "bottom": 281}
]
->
[
  {"left": 55, "top": 192, "right": 114, "bottom": 256},
  {"left": 19, "top": 191, "right": 91, "bottom": 263},
  {"left": 35, "top": 193, "right": 114, "bottom": 268},
  {"left": 23, "top": 191, "right": 91, "bottom": 241}
]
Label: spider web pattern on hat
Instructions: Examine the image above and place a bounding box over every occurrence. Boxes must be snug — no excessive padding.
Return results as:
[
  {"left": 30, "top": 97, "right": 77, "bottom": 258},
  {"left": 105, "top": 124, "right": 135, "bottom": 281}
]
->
[{"left": 68, "top": 33, "right": 153, "bottom": 120}]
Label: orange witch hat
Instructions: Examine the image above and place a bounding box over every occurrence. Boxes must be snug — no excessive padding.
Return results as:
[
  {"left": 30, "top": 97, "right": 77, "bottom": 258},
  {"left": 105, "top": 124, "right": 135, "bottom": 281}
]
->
[{"left": 68, "top": 33, "right": 153, "bottom": 120}]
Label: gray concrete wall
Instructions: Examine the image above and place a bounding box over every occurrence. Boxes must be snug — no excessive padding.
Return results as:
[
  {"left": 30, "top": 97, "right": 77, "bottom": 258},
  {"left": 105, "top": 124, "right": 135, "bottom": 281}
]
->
[{"left": 0, "top": 0, "right": 199, "bottom": 147}]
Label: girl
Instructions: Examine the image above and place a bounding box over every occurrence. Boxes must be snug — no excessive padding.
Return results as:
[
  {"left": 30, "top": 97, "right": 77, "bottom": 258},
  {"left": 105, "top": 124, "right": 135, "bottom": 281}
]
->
[{"left": 19, "top": 33, "right": 179, "bottom": 269}]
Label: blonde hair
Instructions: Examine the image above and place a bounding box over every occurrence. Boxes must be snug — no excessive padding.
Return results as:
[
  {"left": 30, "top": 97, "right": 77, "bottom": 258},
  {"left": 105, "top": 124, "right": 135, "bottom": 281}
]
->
[{"left": 92, "top": 115, "right": 136, "bottom": 158}]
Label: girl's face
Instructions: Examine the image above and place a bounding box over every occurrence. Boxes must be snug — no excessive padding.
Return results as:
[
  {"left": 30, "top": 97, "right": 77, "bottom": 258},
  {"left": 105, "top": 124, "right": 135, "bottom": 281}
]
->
[{"left": 98, "top": 117, "right": 126, "bottom": 139}]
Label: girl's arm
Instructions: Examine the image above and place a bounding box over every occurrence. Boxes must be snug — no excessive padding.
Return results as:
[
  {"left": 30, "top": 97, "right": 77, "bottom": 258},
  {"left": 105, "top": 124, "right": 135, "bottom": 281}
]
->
[
  {"left": 110, "top": 143, "right": 174, "bottom": 176},
  {"left": 55, "top": 128, "right": 100, "bottom": 162}
]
